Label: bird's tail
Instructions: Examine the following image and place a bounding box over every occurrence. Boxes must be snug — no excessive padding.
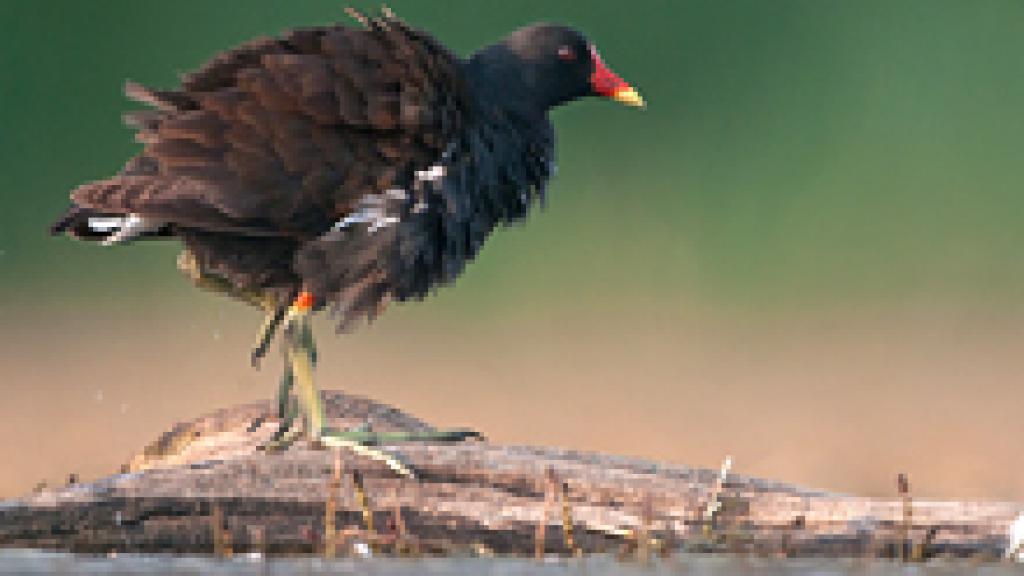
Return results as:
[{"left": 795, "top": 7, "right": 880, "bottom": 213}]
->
[{"left": 50, "top": 206, "right": 167, "bottom": 245}]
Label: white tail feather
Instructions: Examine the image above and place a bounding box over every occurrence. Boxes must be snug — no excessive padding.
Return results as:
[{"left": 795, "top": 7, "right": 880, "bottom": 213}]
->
[{"left": 89, "top": 214, "right": 163, "bottom": 246}]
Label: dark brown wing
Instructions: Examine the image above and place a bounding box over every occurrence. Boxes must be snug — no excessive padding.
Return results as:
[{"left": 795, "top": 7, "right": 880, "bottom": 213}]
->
[{"left": 68, "top": 15, "right": 466, "bottom": 239}]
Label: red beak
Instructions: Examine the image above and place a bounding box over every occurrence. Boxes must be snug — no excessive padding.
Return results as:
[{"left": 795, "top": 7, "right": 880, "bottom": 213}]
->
[{"left": 589, "top": 45, "right": 645, "bottom": 108}]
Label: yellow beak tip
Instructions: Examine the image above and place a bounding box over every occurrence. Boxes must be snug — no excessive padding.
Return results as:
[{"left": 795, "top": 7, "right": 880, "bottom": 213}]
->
[{"left": 612, "top": 87, "right": 646, "bottom": 109}]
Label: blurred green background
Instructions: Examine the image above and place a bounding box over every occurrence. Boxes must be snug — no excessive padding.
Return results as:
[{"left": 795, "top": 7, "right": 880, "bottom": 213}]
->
[{"left": 1, "top": 1, "right": 1023, "bottom": 499}]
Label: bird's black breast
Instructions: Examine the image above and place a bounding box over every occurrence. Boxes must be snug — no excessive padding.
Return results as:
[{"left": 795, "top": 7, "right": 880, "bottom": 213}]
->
[{"left": 294, "top": 108, "right": 555, "bottom": 329}]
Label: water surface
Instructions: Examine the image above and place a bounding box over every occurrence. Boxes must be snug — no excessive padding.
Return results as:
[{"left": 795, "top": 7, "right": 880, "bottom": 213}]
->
[{"left": 2, "top": 550, "right": 1021, "bottom": 576}]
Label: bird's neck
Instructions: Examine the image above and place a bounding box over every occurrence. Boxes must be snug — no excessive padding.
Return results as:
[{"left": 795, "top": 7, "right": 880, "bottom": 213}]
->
[{"left": 465, "top": 46, "right": 551, "bottom": 120}]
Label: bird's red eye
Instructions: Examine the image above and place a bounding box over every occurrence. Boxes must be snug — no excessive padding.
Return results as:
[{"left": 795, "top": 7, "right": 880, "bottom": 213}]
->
[{"left": 557, "top": 46, "right": 576, "bottom": 61}]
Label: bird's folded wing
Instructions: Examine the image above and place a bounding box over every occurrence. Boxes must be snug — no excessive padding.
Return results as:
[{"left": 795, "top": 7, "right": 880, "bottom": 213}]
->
[{"left": 71, "top": 14, "right": 466, "bottom": 239}]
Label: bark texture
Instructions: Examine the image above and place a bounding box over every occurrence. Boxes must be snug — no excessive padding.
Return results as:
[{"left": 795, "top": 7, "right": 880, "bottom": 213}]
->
[{"left": 1, "top": 391, "right": 1019, "bottom": 559}]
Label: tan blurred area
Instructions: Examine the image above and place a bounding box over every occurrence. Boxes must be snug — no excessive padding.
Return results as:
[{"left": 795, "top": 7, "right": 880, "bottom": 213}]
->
[{"left": 1, "top": 294, "right": 1020, "bottom": 501}]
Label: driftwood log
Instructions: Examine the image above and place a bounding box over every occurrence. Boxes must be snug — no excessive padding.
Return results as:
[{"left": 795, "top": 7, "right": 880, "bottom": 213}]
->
[{"left": 1, "top": 391, "right": 1020, "bottom": 559}]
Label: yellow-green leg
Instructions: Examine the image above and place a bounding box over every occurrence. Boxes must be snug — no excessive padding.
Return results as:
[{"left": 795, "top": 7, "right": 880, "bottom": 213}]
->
[
  {"left": 257, "top": 362, "right": 302, "bottom": 450},
  {"left": 287, "top": 300, "right": 324, "bottom": 443},
  {"left": 251, "top": 307, "right": 287, "bottom": 368}
]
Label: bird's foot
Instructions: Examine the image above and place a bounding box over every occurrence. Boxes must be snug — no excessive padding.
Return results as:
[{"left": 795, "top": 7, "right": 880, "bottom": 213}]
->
[
  {"left": 320, "top": 427, "right": 484, "bottom": 446},
  {"left": 315, "top": 426, "right": 484, "bottom": 478},
  {"left": 254, "top": 423, "right": 483, "bottom": 478},
  {"left": 257, "top": 417, "right": 304, "bottom": 453}
]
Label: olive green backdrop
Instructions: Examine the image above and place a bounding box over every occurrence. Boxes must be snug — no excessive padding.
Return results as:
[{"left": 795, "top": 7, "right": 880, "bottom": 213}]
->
[{"left": 1, "top": 1, "right": 1022, "bottom": 499}]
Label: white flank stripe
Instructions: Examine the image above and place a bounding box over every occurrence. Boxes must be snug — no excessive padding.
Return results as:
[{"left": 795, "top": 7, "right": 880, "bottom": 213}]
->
[
  {"left": 415, "top": 164, "right": 446, "bottom": 183},
  {"left": 333, "top": 194, "right": 401, "bottom": 234}
]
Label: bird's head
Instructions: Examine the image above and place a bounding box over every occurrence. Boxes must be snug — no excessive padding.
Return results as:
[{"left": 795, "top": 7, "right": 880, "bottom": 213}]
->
[{"left": 472, "top": 24, "right": 645, "bottom": 112}]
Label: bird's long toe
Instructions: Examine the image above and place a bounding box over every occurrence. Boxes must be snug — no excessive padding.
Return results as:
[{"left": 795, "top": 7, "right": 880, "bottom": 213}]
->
[{"left": 258, "top": 417, "right": 303, "bottom": 453}]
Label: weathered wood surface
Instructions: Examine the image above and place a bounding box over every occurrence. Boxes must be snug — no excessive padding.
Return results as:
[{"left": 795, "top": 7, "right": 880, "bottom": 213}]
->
[{"left": 1, "top": 391, "right": 1020, "bottom": 558}]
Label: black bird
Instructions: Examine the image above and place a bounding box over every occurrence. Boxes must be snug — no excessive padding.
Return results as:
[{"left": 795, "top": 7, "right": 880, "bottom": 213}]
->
[{"left": 51, "top": 9, "right": 643, "bottom": 476}]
